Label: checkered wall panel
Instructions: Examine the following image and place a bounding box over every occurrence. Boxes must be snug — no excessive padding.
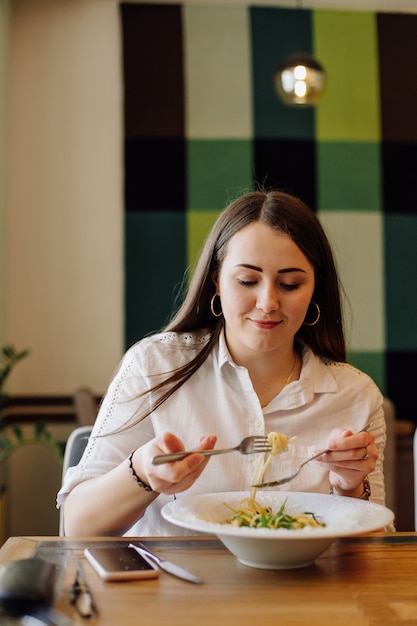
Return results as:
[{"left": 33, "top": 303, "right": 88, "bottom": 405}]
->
[{"left": 121, "top": 4, "right": 417, "bottom": 423}]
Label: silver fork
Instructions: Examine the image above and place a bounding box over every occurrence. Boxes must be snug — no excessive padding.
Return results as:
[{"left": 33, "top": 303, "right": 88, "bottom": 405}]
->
[
  {"left": 152, "top": 435, "right": 272, "bottom": 465},
  {"left": 252, "top": 421, "right": 374, "bottom": 488}
]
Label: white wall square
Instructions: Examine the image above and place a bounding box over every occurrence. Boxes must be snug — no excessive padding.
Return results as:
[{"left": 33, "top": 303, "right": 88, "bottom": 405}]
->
[
  {"left": 318, "top": 211, "right": 384, "bottom": 351},
  {"left": 184, "top": 6, "right": 252, "bottom": 138}
]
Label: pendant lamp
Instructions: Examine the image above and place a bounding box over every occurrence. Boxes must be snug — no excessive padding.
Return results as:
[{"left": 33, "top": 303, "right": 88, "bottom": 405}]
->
[{"left": 275, "top": 52, "right": 326, "bottom": 106}]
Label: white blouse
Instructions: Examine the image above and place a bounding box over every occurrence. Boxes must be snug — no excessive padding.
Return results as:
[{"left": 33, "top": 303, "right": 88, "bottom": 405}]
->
[{"left": 58, "top": 329, "right": 388, "bottom": 535}]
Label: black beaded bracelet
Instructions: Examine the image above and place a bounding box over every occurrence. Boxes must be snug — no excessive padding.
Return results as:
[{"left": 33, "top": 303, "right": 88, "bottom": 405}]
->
[{"left": 128, "top": 450, "right": 154, "bottom": 493}]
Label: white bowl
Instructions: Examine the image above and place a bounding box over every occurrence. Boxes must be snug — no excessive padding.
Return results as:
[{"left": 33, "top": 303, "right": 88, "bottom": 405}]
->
[{"left": 161, "top": 491, "right": 394, "bottom": 570}]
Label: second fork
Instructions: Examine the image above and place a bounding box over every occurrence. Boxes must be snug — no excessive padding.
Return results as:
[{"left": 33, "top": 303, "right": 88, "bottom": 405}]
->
[{"left": 252, "top": 421, "right": 373, "bottom": 488}]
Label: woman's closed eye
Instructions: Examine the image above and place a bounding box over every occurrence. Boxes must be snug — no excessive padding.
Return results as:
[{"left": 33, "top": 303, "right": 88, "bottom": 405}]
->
[
  {"left": 281, "top": 282, "right": 301, "bottom": 291},
  {"left": 237, "top": 279, "right": 301, "bottom": 291}
]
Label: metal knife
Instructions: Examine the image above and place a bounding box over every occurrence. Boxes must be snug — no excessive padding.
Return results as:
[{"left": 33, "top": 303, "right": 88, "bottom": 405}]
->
[{"left": 128, "top": 543, "right": 203, "bottom": 584}]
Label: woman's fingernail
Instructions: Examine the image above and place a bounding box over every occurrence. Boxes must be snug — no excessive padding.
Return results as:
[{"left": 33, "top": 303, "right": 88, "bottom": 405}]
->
[{"left": 199, "top": 435, "right": 215, "bottom": 444}]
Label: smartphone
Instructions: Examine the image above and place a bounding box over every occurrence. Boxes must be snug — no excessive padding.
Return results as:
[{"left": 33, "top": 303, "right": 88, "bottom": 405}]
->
[{"left": 84, "top": 546, "right": 159, "bottom": 581}]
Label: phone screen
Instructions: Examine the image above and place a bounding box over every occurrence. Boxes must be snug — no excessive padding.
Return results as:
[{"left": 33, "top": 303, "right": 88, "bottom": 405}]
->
[{"left": 84, "top": 546, "right": 159, "bottom": 581}]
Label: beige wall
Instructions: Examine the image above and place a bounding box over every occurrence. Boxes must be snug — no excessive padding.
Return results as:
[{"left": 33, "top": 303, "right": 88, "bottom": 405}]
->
[
  {"left": 5, "top": 0, "right": 123, "bottom": 395},
  {"left": 0, "top": 0, "right": 10, "bottom": 347}
]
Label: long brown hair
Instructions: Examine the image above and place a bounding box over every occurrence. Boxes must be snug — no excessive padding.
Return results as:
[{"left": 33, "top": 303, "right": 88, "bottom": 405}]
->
[{"left": 124, "top": 189, "right": 346, "bottom": 424}]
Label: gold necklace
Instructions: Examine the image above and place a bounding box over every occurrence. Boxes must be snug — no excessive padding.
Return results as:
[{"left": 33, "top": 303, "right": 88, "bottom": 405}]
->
[{"left": 285, "top": 354, "right": 298, "bottom": 385}]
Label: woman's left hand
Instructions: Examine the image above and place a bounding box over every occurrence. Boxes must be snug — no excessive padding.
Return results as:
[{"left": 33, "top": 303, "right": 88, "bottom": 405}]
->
[{"left": 315, "top": 427, "right": 377, "bottom": 497}]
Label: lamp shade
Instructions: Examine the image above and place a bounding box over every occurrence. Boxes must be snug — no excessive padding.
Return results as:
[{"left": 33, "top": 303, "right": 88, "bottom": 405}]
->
[{"left": 275, "top": 53, "right": 326, "bottom": 106}]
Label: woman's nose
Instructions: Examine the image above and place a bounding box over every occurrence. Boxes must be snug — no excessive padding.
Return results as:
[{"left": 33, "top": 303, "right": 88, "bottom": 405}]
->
[{"left": 256, "top": 285, "right": 280, "bottom": 312}]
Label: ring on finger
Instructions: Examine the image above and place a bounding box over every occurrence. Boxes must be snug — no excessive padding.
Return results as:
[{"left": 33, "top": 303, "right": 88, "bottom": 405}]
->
[{"left": 362, "top": 446, "right": 369, "bottom": 460}]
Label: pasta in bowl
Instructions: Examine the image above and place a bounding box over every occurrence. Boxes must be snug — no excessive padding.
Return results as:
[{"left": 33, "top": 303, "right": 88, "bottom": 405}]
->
[{"left": 161, "top": 491, "right": 394, "bottom": 569}]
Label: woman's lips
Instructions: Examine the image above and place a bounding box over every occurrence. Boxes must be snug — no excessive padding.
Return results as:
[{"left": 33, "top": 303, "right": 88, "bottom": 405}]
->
[{"left": 250, "top": 319, "right": 281, "bottom": 330}]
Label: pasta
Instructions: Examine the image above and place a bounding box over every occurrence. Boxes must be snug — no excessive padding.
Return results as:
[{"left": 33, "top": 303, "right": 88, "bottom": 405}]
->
[
  {"left": 222, "top": 431, "right": 326, "bottom": 530},
  {"left": 249, "top": 431, "right": 296, "bottom": 501},
  {"left": 224, "top": 497, "right": 326, "bottom": 529}
]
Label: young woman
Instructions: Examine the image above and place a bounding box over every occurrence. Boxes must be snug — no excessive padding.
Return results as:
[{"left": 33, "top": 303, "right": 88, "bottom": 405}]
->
[{"left": 59, "top": 189, "right": 386, "bottom": 536}]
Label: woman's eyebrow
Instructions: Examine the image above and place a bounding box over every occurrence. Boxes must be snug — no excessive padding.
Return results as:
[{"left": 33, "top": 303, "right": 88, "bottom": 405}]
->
[
  {"left": 234, "top": 263, "right": 262, "bottom": 271},
  {"left": 278, "top": 267, "right": 307, "bottom": 274},
  {"left": 234, "top": 264, "right": 306, "bottom": 274}
]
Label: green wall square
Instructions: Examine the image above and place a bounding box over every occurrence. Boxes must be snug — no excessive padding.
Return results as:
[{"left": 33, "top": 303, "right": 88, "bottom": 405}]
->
[
  {"left": 347, "top": 351, "right": 385, "bottom": 393},
  {"left": 318, "top": 142, "right": 381, "bottom": 211},
  {"left": 187, "top": 139, "right": 252, "bottom": 210},
  {"left": 251, "top": 6, "right": 315, "bottom": 139},
  {"left": 385, "top": 215, "right": 417, "bottom": 350},
  {"left": 187, "top": 210, "right": 222, "bottom": 270},
  {"left": 314, "top": 11, "right": 380, "bottom": 141},
  {"left": 124, "top": 212, "right": 186, "bottom": 348}
]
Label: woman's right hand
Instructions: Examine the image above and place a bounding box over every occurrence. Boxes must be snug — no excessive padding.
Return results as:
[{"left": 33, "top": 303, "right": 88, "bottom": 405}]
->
[
  {"left": 63, "top": 432, "right": 217, "bottom": 536},
  {"left": 132, "top": 432, "right": 218, "bottom": 496}
]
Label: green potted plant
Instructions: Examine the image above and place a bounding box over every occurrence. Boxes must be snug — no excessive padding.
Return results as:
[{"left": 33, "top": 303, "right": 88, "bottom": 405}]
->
[{"left": 0, "top": 345, "right": 63, "bottom": 464}]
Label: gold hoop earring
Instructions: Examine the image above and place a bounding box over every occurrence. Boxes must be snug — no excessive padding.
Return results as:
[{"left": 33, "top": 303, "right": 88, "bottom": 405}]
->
[
  {"left": 210, "top": 293, "right": 223, "bottom": 318},
  {"left": 304, "top": 301, "right": 320, "bottom": 326}
]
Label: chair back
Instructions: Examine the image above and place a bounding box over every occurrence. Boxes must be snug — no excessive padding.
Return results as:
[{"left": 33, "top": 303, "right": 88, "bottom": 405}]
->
[
  {"left": 73, "top": 387, "right": 99, "bottom": 425},
  {"left": 59, "top": 425, "right": 92, "bottom": 535},
  {"left": 382, "top": 397, "right": 396, "bottom": 512}
]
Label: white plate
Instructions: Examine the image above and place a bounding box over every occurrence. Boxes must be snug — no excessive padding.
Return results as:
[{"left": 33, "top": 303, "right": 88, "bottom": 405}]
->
[{"left": 161, "top": 491, "right": 394, "bottom": 569}]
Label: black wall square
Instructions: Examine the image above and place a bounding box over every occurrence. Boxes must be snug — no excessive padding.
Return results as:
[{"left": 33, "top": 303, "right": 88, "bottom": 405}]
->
[
  {"left": 385, "top": 350, "right": 417, "bottom": 424},
  {"left": 124, "top": 138, "right": 186, "bottom": 212},
  {"left": 382, "top": 142, "right": 417, "bottom": 214},
  {"left": 253, "top": 139, "right": 317, "bottom": 211}
]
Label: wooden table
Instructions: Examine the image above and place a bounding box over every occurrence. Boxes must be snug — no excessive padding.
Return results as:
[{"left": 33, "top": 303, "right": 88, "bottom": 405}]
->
[{"left": 0, "top": 533, "right": 417, "bottom": 625}]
